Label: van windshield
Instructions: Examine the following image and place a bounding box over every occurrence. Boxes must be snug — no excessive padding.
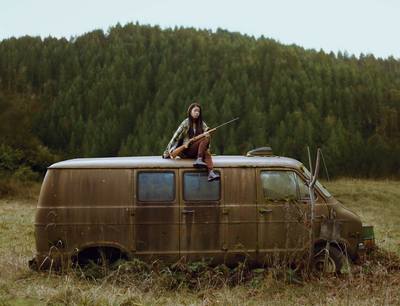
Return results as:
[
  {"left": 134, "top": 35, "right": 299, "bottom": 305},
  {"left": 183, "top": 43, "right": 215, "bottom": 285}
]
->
[{"left": 301, "top": 167, "right": 332, "bottom": 198}]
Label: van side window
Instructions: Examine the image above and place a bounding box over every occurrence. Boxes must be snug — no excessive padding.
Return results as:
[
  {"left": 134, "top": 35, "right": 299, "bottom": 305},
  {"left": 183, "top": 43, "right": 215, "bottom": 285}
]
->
[
  {"left": 297, "top": 174, "right": 311, "bottom": 199},
  {"left": 183, "top": 172, "right": 220, "bottom": 201},
  {"left": 261, "top": 171, "right": 297, "bottom": 201},
  {"left": 137, "top": 172, "right": 175, "bottom": 202}
]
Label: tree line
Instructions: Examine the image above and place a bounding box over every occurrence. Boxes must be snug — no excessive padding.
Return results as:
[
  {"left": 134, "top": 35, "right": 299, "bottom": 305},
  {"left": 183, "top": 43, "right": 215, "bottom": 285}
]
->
[{"left": 0, "top": 23, "right": 399, "bottom": 178}]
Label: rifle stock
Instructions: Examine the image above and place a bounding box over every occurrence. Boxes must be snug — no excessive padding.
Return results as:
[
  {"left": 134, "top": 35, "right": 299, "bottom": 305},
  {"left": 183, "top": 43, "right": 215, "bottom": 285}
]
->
[
  {"left": 169, "top": 143, "right": 188, "bottom": 158},
  {"left": 169, "top": 129, "right": 215, "bottom": 158}
]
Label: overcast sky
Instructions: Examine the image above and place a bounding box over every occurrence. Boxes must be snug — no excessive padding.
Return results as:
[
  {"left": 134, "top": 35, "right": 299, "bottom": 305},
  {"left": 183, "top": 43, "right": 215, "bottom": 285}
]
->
[{"left": 1, "top": 0, "right": 399, "bottom": 58}]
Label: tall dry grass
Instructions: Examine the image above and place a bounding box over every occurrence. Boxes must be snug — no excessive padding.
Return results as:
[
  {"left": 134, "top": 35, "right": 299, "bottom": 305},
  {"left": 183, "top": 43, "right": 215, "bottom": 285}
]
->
[
  {"left": 0, "top": 176, "right": 41, "bottom": 200},
  {"left": 0, "top": 179, "right": 399, "bottom": 305},
  {"left": 324, "top": 179, "right": 400, "bottom": 254}
]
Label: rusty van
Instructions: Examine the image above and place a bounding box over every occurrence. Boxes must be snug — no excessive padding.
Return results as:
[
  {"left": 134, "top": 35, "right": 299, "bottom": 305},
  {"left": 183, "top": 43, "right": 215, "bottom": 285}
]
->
[{"left": 30, "top": 148, "right": 374, "bottom": 272}]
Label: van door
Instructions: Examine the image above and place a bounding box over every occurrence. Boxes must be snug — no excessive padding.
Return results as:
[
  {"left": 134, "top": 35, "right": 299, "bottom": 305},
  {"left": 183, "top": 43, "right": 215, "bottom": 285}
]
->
[
  {"left": 256, "top": 168, "right": 290, "bottom": 262},
  {"left": 285, "top": 172, "right": 329, "bottom": 250},
  {"left": 134, "top": 169, "right": 180, "bottom": 263},
  {"left": 223, "top": 168, "right": 258, "bottom": 265},
  {"left": 256, "top": 169, "right": 329, "bottom": 263},
  {"left": 179, "top": 169, "right": 224, "bottom": 263}
]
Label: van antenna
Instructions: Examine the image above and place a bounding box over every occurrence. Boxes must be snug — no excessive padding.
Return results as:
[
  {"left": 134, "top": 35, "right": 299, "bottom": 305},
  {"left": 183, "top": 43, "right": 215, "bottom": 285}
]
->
[
  {"left": 319, "top": 149, "right": 330, "bottom": 182},
  {"left": 307, "top": 148, "right": 321, "bottom": 273},
  {"left": 307, "top": 146, "right": 313, "bottom": 175}
]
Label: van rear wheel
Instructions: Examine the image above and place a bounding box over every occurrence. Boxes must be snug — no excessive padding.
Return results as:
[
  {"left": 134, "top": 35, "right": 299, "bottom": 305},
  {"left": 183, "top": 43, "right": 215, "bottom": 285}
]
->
[{"left": 312, "top": 246, "right": 346, "bottom": 274}]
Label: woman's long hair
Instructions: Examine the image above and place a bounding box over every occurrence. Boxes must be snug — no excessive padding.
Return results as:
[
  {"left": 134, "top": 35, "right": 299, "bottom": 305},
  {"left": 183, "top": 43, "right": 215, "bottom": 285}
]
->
[{"left": 187, "top": 102, "right": 204, "bottom": 138}]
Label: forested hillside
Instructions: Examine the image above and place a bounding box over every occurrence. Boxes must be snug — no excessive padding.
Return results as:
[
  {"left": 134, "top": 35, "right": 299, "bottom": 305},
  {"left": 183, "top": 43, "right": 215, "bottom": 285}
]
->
[{"left": 0, "top": 23, "right": 399, "bottom": 178}]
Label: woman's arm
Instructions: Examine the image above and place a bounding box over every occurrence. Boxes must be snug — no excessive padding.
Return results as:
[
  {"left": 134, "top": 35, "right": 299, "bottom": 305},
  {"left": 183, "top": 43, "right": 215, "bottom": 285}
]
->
[{"left": 162, "top": 119, "right": 188, "bottom": 158}]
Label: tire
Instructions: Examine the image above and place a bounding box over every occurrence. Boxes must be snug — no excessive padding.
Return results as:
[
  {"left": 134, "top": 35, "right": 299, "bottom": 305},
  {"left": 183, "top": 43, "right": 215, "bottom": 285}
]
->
[{"left": 312, "top": 245, "right": 346, "bottom": 274}]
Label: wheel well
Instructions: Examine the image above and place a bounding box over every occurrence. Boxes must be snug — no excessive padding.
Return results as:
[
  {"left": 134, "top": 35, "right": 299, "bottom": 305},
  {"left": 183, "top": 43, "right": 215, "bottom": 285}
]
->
[
  {"left": 314, "top": 240, "right": 348, "bottom": 255},
  {"left": 72, "top": 246, "right": 128, "bottom": 267}
]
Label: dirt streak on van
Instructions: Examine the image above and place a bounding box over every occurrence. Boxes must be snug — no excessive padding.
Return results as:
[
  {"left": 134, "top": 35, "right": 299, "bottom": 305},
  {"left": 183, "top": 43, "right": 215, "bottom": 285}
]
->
[{"left": 30, "top": 153, "right": 374, "bottom": 272}]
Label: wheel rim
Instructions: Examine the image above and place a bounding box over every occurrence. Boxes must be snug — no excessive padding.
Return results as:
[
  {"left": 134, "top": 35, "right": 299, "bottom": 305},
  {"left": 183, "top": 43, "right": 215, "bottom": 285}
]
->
[{"left": 313, "top": 253, "right": 337, "bottom": 273}]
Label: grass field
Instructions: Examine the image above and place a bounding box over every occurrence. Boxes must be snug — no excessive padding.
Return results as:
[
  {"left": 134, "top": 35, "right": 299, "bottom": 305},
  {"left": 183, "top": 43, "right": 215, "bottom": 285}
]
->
[{"left": 0, "top": 179, "right": 399, "bottom": 305}]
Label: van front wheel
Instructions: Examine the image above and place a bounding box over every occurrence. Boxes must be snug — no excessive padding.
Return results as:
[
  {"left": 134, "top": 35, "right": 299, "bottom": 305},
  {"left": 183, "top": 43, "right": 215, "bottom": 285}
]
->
[{"left": 312, "top": 246, "right": 346, "bottom": 274}]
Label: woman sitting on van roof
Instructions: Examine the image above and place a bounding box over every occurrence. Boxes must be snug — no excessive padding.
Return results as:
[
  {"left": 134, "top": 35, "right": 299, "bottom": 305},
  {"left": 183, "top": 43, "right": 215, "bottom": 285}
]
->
[{"left": 162, "top": 102, "right": 220, "bottom": 182}]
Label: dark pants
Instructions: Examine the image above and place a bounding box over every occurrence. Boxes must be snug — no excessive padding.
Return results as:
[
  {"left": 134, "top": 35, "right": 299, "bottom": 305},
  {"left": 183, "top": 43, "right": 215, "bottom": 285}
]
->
[{"left": 183, "top": 137, "right": 213, "bottom": 171}]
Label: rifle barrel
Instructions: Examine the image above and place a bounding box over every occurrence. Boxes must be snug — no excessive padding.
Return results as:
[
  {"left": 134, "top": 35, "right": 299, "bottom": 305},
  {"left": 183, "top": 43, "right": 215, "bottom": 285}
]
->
[{"left": 212, "top": 117, "right": 239, "bottom": 130}]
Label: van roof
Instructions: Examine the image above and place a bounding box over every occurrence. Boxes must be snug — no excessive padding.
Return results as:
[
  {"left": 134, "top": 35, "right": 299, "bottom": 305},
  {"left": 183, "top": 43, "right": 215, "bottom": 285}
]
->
[{"left": 48, "top": 155, "right": 303, "bottom": 169}]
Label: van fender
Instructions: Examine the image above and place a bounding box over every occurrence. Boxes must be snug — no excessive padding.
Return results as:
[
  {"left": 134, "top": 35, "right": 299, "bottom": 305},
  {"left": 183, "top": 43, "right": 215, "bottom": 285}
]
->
[
  {"left": 317, "top": 218, "right": 357, "bottom": 259},
  {"left": 313, "top": 238, "right": 353, "bottom": 260},
  {"left": 314, "top": 238, "right": 348, "bottom": 251}
]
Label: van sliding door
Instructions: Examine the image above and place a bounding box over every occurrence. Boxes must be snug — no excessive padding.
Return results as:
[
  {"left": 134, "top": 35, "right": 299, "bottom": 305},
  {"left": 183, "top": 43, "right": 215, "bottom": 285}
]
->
[
  {"left": 179, "top": 169, "right": 224, "bottom": 263},
  {"left": 223, "top": 168, "right": 258, "bottom": 265},
  {"left": 134, "top": 169, "right": 180, "bottom": 263},
  {"left": 257, "top": 169, "right": 298, "bottom": 263}
]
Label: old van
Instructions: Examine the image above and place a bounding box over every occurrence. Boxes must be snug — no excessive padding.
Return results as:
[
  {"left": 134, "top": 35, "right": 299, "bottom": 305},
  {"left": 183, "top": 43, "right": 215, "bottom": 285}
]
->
[{"left": 30, "top": 149, "right": 374, "bottom": 272}]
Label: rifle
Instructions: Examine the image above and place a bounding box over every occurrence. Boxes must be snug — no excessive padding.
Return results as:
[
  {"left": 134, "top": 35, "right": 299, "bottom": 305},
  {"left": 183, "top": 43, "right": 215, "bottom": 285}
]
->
[{"left": 169, "top": 117, "right": 239, "bottom": 159}]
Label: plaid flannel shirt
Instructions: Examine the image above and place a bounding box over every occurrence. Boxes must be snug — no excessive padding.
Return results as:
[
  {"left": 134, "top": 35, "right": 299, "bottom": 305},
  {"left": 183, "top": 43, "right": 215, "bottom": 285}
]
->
[{"left": 163, "top": 118, "right": 209, "bottom": 158}]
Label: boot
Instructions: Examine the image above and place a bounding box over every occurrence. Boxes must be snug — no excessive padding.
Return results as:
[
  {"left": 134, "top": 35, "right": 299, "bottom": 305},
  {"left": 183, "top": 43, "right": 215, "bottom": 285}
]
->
[
  {"left": 193, "top": 157, "right": 208, "bottom": 168},
  {"left": 208, "top": 170, "right": 220, "bottom": 182}
]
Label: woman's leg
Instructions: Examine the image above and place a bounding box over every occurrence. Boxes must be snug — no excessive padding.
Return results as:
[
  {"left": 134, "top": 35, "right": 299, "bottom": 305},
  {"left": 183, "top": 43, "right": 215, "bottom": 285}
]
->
[
  {"left": 184, "top": 138, "right": 211, "bottom": 168},
  {"left": 183, "top": 139, "right": 201, "bottom": 158},
  {"left": 184, "top": 138, "right": 219, "bottom": 181},
  {"left": 196, "top": 137, "right": 213, "bottom": 171},
  {"left": 202, "top": 151, "right": 213, "bottom": 172},
  {"left": 197, "top": 137, "right": 209, "bottom": 157}
]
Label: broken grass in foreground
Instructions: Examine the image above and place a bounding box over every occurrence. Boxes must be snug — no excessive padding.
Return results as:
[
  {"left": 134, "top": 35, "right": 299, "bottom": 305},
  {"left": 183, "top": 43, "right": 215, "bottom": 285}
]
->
[
  {"left": 2, "top": 247, "right": 399, "bottom": 306},
  {"left": 74, "top": 246, "right": 400, "bottom": 290}
]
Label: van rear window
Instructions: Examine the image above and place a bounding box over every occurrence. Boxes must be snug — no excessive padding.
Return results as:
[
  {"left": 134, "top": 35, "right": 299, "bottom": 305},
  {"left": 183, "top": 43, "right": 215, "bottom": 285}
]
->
[
  {"left": 137, "top": 172, "right": 175, "bottom": 202},
  {"left": 183, "top": 172, "right": 220, "bottom": 201}
]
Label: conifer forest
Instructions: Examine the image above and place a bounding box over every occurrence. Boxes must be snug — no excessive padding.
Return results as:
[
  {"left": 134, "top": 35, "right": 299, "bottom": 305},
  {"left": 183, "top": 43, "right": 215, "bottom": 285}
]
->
[{"left": 0, "top": 23, "right": 399, "bottom": 178}]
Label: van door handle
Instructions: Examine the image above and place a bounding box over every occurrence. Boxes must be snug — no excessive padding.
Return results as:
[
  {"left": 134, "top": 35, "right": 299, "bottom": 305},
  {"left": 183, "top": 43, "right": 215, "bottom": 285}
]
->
[
  {"left": 182, "top": 209, "right": 194, "bottom": 214},
  {"left": 259, "top": 208, "right": 273, "bottom": 214}
]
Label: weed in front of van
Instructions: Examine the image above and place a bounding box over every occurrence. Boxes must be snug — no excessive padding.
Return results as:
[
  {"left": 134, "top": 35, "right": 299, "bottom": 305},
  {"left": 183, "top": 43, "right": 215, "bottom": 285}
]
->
[{"left": 72, "top": 255, "right": 315, "bottom": 294}]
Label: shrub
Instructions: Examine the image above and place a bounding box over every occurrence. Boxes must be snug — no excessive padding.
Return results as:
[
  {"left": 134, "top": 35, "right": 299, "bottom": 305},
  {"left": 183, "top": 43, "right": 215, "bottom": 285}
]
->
[
  {"left": 11, "top": 166, "right": 40, "bottom": 182},
  {"left": 0, "top": 144, "right": 23, "bottom": 171}
]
